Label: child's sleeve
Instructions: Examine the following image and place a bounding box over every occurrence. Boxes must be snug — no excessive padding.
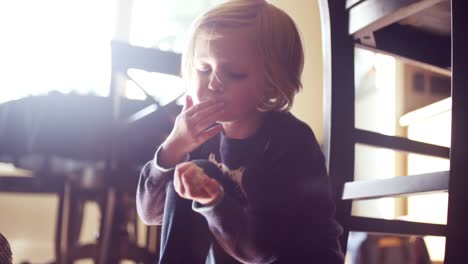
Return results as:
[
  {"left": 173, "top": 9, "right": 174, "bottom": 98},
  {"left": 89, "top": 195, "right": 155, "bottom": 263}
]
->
[
  {"left": 136, "top": 145, "right": 176, "bottom": 225},
  {"left": 193, "top": 129, "right": 344, "bottom": 263}
]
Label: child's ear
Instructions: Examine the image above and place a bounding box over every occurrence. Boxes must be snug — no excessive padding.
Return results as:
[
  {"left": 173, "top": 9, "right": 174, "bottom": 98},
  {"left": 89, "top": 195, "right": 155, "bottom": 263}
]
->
[
  {"left": 263, "top": 88, "right": 278, "bottom": 103},
  {"left": 257, "top": 90, "right": 277, "bottom": 112}
]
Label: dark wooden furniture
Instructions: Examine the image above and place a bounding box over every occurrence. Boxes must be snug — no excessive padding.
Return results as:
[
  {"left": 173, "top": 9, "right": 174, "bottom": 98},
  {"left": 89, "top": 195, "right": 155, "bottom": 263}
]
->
[
  {"left": 0, "top": 42, "right": 182, "bottom": 264},
  {"left": 319, "top": 0, "right": 468, "bottom": 262}
]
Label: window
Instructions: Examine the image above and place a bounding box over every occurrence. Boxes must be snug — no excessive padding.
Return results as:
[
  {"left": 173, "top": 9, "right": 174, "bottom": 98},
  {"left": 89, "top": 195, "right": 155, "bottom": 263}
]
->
[{"left": 0, "top": 0, "right": 117, "bottom": 103}]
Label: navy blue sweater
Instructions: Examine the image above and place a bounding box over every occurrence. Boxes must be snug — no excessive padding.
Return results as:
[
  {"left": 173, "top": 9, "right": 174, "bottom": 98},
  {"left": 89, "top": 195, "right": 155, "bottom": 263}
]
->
[{"left": 137, "top": 111, "right": 344, "bottom": 263}]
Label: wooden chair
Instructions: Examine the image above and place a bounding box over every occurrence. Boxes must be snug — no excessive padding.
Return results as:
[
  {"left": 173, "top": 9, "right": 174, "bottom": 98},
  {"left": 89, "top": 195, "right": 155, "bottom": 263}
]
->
[
  {"left": 0, "top": 41, "right": 182, "bottom": 263},
  {"left": 53, "top": 41, "right": 183, "bottom": 264},
  {"left": 318, "top": 0, "right": 468, "bottom": 262}
]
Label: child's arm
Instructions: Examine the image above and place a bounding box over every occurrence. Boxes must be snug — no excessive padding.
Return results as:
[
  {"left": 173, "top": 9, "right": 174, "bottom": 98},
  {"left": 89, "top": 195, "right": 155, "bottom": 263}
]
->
[
  {"left": 135, "top": 158, "right": 172, "bottom": 225},
  {"left": 136, "top": 95, "right": 224, "bottom": 225}
]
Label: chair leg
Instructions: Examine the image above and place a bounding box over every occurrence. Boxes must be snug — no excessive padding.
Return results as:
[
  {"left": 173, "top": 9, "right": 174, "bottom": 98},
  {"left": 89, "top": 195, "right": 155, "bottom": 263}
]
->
[
  {"left": 56, "top": 182, "right": 71, "bottom": 264},
  {"left": 98, "top": 187, "right": 116, "bottom": 264},
  {"left": 54, "top": 186, "right": 64, "bottom": 264},
  {"left": 56, "top": 182, "right": 160, "bottom": 264}
]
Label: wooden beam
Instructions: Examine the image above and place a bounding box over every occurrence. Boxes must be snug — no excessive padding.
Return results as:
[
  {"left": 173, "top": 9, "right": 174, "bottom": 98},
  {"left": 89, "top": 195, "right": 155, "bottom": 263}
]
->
[
  {"left": 356, "top": 43, "right": 451, "bottom": 77},
  {"left": 349, "top": 0, "right": 448, "bottom": 37},
  {"left": 111, "top": 41, "right": 181, "bottom": 76},
  {"left": 373, "top": 23, "right": 451, "bottom": 69},
  {"left": 343, "top": 171, "right": 449, "bottom": 200},
  {"left": 346, "top": 0, "right": 365, "bottom": 9},
  {"left": 346, "top": 216, "right": 446, "bottom": 236},
  {"left": 354, "top": 129, "right": 450, "bottom": 158},
  {"left": 445, "top": 0, "right": 468, "bottom": 262}
]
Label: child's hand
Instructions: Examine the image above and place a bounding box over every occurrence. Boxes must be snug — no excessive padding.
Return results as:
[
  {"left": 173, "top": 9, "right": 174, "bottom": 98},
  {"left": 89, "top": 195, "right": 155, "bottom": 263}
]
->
[
  {"left": 173, "top": 162, "right": 223, "bottom": 206},
  {"left": 159, "top": 95, "right": 224, "bottom": 167}
]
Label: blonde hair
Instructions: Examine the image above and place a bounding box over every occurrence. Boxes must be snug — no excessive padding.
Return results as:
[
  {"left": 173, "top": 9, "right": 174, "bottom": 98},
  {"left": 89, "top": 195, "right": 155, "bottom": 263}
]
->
[{"left": 182, "top": 0, "right": 304, "bottom": 112}]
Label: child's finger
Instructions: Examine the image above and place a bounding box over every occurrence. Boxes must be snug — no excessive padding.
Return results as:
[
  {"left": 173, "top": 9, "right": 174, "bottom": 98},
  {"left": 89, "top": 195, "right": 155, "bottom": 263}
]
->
[
  {"left": 174, "top": 162, "right": 199, "bottom": 196},
  {"left": 173, "top": 170, "right": 185, "bottom": 195},
  {"left": 182, "top": 165, "right": 200, "bottom": 181},
  {"left": 180, "top": 171, "right": 200, "bottom": 198},
  {"left": 182, "top": 95, "right": 194, "bottom": 112},
  {"left": 183, "top": 165, "right": 205, "bottom": 190},
  {"left": 175, "top": 161, "right": 195, "bottom": 175},
  {"left": 198, "top": 124, "right": 223, "bottom": 142},
  {"left": 191, "top": 102, "right": 224, "bottom": 122},
  {"left": 184, "top": 99, "right": 218, "bottom": 117},
  {"left": 203, "top": 178, "right": 222, "bottom": 198},
  {"left": 195, "top": 110, "right": 225, "bottom": 132}
]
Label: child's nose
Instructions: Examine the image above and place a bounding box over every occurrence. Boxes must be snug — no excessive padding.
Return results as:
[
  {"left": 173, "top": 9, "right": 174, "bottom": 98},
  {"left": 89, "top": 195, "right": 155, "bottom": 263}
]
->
[{"left": 208, "top": 71, "right": 224, "bottom": 92}]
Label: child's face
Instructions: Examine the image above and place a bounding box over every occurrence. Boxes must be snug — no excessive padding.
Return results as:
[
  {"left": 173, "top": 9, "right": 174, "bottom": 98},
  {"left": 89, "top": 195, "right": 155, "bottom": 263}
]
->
[{"left": 191, "top": 26, "right": 267, "bottom": 124}]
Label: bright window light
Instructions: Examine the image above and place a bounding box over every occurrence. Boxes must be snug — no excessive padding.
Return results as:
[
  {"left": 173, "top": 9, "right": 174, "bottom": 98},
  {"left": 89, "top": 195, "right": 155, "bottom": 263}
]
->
[
  {"left": 0, "top": 0, "right": 117, "bottom": 104},
  {"left": 129, "top": 0, "right": 225, "bottom": 52}
]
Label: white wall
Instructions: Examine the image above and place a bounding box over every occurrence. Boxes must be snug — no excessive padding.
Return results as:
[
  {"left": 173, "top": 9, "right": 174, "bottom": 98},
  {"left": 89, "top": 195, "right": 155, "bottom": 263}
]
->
[
  {"left": 270, "top": 0, "right": 324, "bottom": 142},
  {"left": 353, "top": 49, "right": 398, "bottom": 219}
]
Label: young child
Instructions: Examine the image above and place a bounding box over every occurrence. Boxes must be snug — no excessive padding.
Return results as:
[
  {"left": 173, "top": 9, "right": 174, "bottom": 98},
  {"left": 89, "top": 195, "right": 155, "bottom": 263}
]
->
[{"left": 136, "top": 0, "right": 344, "bottom": 263}]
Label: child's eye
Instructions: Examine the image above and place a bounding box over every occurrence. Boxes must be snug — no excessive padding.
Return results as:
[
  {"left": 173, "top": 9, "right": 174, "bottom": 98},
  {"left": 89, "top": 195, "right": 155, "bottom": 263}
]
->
[
  {"left": 228, "top": 72, "right": 247, "bottom": 80},
  {"left": 196, "top": 66, "right": 211, "bottom": 74}
]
